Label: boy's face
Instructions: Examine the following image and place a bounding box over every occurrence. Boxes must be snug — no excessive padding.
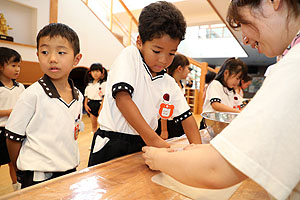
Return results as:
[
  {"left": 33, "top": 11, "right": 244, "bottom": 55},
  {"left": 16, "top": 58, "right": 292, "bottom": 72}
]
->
[
  {"left": 137, "top": 34, "right": 180, "bottom": 77},
  {"left": 37, "top": 36, "right": 82, "bottom": 82},
  {"left": 0, "top": 58, "right": 21, "bottom": 80}
]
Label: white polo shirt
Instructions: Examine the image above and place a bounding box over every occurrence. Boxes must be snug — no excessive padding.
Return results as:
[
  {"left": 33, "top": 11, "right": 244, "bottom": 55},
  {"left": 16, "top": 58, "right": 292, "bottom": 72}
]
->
[
  {"left": 5, "top": 74, "right": 83, "bottom": 172},
  {"left": 84, "top": 81, "right": 106, "bottom": 100},
  {"left": 202, "top": 80, "right": 244, "bottom": 113},
  {"left": 0, "top": 80, "right": 25, "bottom": 127},
  {"left": 98, "top": 45, "right": 191, "bottom": 135},
  {"left": 211, "top": 43, "right": 300, "bottom": 200}
]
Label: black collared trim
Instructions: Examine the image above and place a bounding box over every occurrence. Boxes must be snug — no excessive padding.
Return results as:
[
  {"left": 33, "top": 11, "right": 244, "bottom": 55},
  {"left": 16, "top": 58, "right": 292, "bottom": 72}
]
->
[
  {"left": 174, "top": 110, "right": 192, "bottom": 123},
  {"left": 112, "top": 82, "right": 134, "bottom": 99},
  {"left": 210, "top": 98, "right": 221, "bottom": 104},
  {"left": 58, "top": 98, "right": 77, "bottom": 108},
  {"left": 38, "top": 74, "right": 79, "bottom": 100},
  {"left": 5, "top": 129, "right": 25, "bottom": 142},
  {"left": 138, "top": 50, "right": 166, "bottom": 81},
  {"left": 240, "top": 104, "right": 246, "bottom": 109},
  {"left": 0, "top": 80, "right": 19, "bottom": 89}
]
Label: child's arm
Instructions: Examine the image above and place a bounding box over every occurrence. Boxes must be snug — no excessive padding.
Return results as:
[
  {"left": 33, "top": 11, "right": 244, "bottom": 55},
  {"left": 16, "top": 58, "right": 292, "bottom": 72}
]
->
[
  {"left": 160, "top": 119, "right": 168, "bottom": 140},
  {"left": 98, "top": 97, "right": 104, "bottom": 115},
  {"left": 6, "top": 138, "right": 22, "bottom": 172},
  {"left": 0, "top": 109, "right": 13, "bottom": 117},
  {"left": 84, "top": 98, "right": 91, "bottom": 114},
  {"left": 116, "top": 91, "right": 170, "bottom": 148},
  {"left": 211, "top": 102, "right": 241, "bottom": 113},
  {"left": 182, "top": 116, "right": 202, "bottom": 144}
]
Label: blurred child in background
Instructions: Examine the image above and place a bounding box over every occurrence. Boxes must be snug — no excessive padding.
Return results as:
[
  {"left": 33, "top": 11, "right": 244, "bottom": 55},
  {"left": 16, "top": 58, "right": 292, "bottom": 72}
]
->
[
  {"left": 0, "top": 47, "right": 24, "bottom": 191},
  {"left": 200, "top": 58, "right": 247, "bottom": 130},
  {"left": 84, "top": 63, "right": 107, "bottom": 133}
]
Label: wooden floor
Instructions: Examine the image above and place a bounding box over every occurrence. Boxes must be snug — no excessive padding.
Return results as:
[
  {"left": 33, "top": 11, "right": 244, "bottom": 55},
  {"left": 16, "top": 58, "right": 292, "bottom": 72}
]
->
[{"left": 0, "top": 113, "right": 202, "bottom": 197}]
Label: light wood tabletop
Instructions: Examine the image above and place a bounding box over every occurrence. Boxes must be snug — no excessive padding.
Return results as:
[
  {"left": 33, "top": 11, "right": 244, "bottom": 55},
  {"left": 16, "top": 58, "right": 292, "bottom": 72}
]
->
[{"left": 0, "top": 137, "right": 270, "bottom": 200}]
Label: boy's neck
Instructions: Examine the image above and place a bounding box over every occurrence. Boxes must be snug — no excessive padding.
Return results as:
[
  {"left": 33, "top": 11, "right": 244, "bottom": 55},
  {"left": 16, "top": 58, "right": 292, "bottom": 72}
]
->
[{"left": 50, "top": 77, "right": 71, "bottom": 93}]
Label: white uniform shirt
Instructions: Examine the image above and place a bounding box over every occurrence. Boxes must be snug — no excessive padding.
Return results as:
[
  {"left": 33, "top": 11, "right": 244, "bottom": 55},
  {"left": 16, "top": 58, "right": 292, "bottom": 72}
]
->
[
  {"left": 5, "top": 75, "right": 83, "bottom": 173},
  {"left": 202, "top": 80, "right": 243, "bottom": 113},
  {"left": 84, "top": 81, "right": 106, "bottom": 100},
  {"left": 211, "top": 43, "right": 300, "bottom": 200},
  {"left": 0, "top": 80, "right": 25, "bottom": 127},
  {"left": 98, "top": 45, "right": 191, "bottom": 135}
]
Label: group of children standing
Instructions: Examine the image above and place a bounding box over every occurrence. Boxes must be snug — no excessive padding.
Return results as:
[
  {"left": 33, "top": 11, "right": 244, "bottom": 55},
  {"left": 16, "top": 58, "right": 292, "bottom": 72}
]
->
[{"left": 0, "top": 0, "right": 252, "bottom": 192}]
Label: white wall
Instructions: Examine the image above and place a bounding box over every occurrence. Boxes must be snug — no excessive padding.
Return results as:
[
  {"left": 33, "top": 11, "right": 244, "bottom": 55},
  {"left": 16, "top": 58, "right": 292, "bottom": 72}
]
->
[
  {"left": 0, "top": 0, "right": 124, "bottom": 68},
  {"left": 58, "top": 0, "right": 124, "bottom": 69}
]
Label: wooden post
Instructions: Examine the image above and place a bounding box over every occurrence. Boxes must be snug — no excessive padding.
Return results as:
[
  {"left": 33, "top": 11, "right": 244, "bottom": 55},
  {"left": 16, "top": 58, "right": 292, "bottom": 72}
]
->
[
  {"left": 110, "top": 0, "right": 113, "bottom": 31},
  {"left": 198, "top": 62, "right": 208, "bottom": 114},
  {"left": 49, "top": 0, "right": 58, "bottom": 23},
  {"left": 128, "top": 17, "right": 132, "bottom": 46}
]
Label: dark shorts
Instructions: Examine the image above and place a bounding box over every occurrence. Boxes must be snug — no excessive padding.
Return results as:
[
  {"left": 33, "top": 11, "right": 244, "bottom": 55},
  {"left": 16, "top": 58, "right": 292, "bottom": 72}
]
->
[
  {"left": 88, "top": 129, "right": 146, "bottom": 167},
  {"left": 87, "top": 100, "right": 101, "bottom": 117},
  {"left": 17, "top": 168, "right": 76, "bottom": 189},
  {"left": 155, "top": 119, "right": 185, "bottom": 139},
  {"left": 0, "top": 127, "right": 10, "bottom": 165}
]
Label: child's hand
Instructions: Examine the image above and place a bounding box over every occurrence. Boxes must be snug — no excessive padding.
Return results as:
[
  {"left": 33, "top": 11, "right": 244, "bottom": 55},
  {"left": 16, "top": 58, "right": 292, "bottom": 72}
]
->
[
  {"left": 160, "top": 130, "right": 169, "bottom": 140},
  {"left": 85, "top": 105, "right": 91, "bottom": 114}
]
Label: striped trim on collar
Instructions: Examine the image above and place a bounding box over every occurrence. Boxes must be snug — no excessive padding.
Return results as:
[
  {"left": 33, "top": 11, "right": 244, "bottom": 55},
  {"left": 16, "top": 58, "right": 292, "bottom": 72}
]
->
[{"left": 38, "top": 74, "right": 79, "bottom": 100}]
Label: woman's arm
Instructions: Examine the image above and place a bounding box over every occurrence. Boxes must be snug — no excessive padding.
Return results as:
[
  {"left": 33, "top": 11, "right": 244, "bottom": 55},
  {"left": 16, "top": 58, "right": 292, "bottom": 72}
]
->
[
  {"left": 6, "top": 138, "right": 22, "bottom": 172},
  {"left": 142, "top": 144, "right": 247, "bottom": 188},
  {"left": 181, "top": 116, "right": 202, "bottom": 144},
  {"left": 211, "top": 102, "right": 241, "bottom": 113},
  {"left": 115, "top": 91, "right": 170, "bottom": 148}
]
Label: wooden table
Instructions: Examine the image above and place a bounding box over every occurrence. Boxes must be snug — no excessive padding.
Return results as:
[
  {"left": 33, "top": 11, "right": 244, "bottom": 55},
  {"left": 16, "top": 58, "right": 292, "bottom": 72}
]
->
[{"left": 0, "top": 139, "right": 270, "bottom": 200}]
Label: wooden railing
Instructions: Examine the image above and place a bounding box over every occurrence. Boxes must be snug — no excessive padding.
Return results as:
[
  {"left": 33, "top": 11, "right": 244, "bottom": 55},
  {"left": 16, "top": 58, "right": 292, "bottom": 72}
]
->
[{"left": 81, "top": 0, "right": 216, "bottom": 114}]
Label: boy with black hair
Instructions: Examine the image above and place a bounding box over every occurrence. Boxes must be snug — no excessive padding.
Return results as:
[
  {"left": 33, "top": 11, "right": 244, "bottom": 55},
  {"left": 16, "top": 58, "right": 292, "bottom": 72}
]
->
[
  {"left": 88, "top": 1, "right": 201, "bottom": 166},
  {"left": 5, "top": 23, "right": 83, "bottom": 188}
]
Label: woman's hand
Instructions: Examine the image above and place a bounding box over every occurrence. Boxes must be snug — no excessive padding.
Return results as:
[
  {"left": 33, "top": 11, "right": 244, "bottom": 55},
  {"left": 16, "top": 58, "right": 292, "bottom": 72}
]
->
[{"left": 142, "top": 146, "right": 172, "bottom": 170}]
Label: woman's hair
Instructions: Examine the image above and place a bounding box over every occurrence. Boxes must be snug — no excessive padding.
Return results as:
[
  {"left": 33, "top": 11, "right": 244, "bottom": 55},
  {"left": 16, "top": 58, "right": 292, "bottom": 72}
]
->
[
  {"left": 215, "top": 57, "right": 248, "bottom": 89},
  {"left": 167, "top": 54, "right": 190, "bottom": 77},
  {"left": 242, "top": 74, "right": 253, "bottom": 82},
  {"left": 227, "top": 0, "right": 300, "bottom": 29},
  {"left": 138, "top": 1, "right": 186, "bottom": 43},
  {"left": 0, "top": 47, "right": 21, "bottom": 67},
  {"left": 84, "top": 63, "right": 107, "bottom": 84}
]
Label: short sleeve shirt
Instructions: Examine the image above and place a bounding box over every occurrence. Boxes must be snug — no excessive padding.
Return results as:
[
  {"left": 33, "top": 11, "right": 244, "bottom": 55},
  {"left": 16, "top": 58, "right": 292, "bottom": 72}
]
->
[
  {"left": 211, "top": 43, "right": 300, "bottom": 200},
  {"left": 202, "top": 80, "right": 243, "bottom": 113},
  {"left": 0, "top": 80, "right": 25, "bottom": 126},
  {"left": 5, "top": 75, "right": 83, "bottom": 172},
  {"left": 84, "top": 81, "right": 106, "bottom": 100},
  {"left": 98, "top": 45, "right": 191, "bottom": 135}
]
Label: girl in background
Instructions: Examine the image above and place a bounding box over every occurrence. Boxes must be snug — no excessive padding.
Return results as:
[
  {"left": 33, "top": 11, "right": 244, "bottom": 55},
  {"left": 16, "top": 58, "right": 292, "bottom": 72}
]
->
[
  {"left": 200, "top": 58, "right": 247, "bottom": 129},
  {"left": 235, "top": 74, "right": 252, "bottom": 97},
  {"left": 0, "top": 47, "right": 24, "bottom": 191},
  {"left": 84, "top": 63, "right": 107, "bottom": 133},
  {"left": 156, "top": 54, "right": 191, "bottom": 139}
]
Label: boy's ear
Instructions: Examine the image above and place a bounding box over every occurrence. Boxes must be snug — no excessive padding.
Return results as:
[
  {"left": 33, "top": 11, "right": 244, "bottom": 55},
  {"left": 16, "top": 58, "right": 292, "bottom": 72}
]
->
[
  {"left": 136, "top": 35, "right": 142, "bottom": 49},
  {"left": 73, "top": 53, "right": 82, "bottom": 66}
]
